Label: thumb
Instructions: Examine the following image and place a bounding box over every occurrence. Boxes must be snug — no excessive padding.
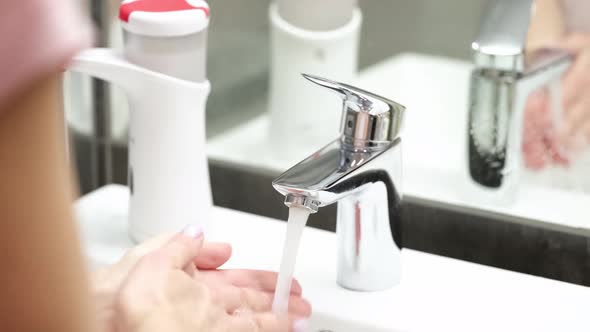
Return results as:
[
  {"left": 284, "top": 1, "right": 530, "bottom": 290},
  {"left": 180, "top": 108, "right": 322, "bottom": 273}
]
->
[{"left": 155, "top": 224, "right": 205, "bottom": 270}]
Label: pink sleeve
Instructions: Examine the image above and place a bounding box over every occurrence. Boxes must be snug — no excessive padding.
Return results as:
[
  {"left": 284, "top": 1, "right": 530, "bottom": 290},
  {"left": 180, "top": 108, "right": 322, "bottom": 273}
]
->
[{"left": 0, "top": 0, "right": 93, "bottom": 106}]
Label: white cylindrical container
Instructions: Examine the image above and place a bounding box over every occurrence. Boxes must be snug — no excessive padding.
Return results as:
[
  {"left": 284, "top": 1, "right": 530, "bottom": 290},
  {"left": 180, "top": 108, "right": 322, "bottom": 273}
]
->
[
  {"left": 125, "top": 75, "right": 211, "bottom": 242},
  {"left": 268, "top": 4, "right": 362, "bottom": 162}
]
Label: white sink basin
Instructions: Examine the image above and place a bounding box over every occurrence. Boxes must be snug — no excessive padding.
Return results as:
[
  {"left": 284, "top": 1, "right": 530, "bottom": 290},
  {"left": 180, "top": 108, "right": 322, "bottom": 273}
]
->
[
  {"left": 77, "top": 185, "right": 590, "bottom": 332},
  {"left": 208, "top": 53, "right": 590, "bottom": 230}
]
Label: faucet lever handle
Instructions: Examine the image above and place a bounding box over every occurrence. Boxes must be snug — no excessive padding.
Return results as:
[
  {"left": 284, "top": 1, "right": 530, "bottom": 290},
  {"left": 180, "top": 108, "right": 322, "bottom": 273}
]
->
[
  {"left": 302, "top": 73, "right": 405, "bottom": 143},
  {"left": 302, "top": 74, "right": 400, "bottom": 115}
]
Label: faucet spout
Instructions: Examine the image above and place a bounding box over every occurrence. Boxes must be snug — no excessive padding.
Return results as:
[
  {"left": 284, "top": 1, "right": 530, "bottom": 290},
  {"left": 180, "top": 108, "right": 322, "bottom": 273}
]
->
[{"left": 471, "top": 0, "right": 534, "bottom": 72}]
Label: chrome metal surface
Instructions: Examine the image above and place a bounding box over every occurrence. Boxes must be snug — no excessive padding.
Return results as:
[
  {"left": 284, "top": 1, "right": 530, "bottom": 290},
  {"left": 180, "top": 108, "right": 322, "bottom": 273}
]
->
[
  {"left": 284, "top": 194, "right": 320, "bottom": 214},
  {"left": 302, "top": 74, "right": 405, "bottom": 145},
  {"left": 471, "top": 0, "right": 533, "bottom": 72},
  {"left": 469, "top": 1, "right": 573, "bottom": 196},
  {"left": 273, "top": 76, "right": 404, "bottom": 291}
]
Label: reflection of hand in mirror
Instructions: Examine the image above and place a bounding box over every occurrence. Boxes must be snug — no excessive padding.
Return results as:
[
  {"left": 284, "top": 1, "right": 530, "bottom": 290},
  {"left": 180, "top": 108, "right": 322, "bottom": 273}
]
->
[
  {"left": 523, "top": 89, "right": 569, "bottom": 170},
  {"left": 523, "top": 0, "right": 590, "bottom": 170},
  {"left": 555, "top": 34, "right": 590, "bottom": 152}
]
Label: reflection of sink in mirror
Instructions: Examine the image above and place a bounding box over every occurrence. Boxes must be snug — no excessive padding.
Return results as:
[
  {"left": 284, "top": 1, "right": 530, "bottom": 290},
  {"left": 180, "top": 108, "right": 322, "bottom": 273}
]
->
[
  {"left": 77, "top": 186, "right": 590, "bottom": 332},
  {"left": 208, "top": 53, "right": 590, "bottom": 230},
  {"left": 356, "top": 54, "right": 590, "bottom": 196}
]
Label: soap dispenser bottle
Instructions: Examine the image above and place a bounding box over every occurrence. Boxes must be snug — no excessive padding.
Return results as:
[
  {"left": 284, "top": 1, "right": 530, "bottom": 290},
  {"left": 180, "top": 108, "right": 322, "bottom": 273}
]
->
[{"left": 68, "top": 0, "right": 212, "bottom": 242}]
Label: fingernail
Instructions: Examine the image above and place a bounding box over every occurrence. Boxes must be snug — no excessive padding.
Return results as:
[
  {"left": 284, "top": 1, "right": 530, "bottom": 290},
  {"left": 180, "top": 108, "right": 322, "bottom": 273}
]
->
[
  {"left": 293, "top": 319, "right": 309, "bottom": 332},
  {"left": 182, "top": 224, "right": 203, "bottom": 238}
]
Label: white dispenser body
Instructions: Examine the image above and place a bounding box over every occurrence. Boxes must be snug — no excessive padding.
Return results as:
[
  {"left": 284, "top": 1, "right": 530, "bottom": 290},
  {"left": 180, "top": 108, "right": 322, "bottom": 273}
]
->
[
  {"left": 268, "top": 4, "right": 362, "bottom": 161},
  {"left": 69, "top": 49, "right": 212, "bottom": 242},
  {"left": 125, "top": 72, "right": 211, "bottom": 241}
]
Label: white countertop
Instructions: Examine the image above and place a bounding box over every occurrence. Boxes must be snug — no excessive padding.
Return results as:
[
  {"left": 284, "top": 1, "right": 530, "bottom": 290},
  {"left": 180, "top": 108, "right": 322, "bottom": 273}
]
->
[{"left": 77, "top": 185, "right": 590, "bottom": 332}]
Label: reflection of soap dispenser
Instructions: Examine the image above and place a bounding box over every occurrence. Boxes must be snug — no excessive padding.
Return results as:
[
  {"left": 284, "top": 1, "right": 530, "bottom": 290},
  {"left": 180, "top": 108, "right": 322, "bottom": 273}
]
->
[
  {"left": 268, "top": 0, "right": 362, "bottom": 161},
  {"left": 68, "top": 0, "right": 212, "bottom": 242}
]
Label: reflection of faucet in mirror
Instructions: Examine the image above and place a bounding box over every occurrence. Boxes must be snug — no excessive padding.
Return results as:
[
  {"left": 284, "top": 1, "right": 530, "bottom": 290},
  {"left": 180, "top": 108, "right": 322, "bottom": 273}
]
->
[
  {"left": 468, "top": 0, "right": 573, "bottom": 197},
  {"left": 272, "top": 74, "right": 405, "bottom": 291}
]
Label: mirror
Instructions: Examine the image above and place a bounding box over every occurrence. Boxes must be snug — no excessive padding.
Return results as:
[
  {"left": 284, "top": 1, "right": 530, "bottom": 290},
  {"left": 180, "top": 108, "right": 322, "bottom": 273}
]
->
[
  {"left": 65, "top": 0, "right": 590, "bottom": 284},
  {"left": 206, "top": 0, "right": 590, "bottom": 230}
]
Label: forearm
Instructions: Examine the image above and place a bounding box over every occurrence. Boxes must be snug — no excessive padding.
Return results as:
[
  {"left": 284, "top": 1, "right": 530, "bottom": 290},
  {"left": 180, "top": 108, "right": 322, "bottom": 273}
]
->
[{"left": 0, "top": 73, "right": 96, "bottom": 331}]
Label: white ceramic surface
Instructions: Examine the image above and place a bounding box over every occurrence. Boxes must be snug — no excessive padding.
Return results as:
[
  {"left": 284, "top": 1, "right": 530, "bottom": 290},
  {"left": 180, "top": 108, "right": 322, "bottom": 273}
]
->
[
  {"left": 268, "top": 4, "right": 361, "bottom": 161},
  {"left": 208, "top": 53, "right": 590, "bottom": 230},
  {"left": 77, "top": 185, "right": 590, "bottom": 332},
  {"left": 70, "top": 49, "right": 212, "bottom": 242}
]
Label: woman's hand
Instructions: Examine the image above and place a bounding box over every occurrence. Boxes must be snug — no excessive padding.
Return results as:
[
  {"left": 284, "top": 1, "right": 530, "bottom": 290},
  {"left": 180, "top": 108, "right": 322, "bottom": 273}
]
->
[
  {"left": 93, "top": 228, "right": 311, "bottom": 332},
  {"left": 113, "top": 226, "right": 307, "bottom": 332},
  {"left": 555, "top": 34, "right": 590, "bottom": 151},
  {"left": 93, "top": 232, "right": 232, "bottom": 331},
  {"left": 522, "top": 89, "right": 568, "bottom": 169},
  {"left": 523, "top": 33, "right": 590, "bottom": 169},
  {"left": 200, "top": 269, "right": 311, "bottom": 317}
]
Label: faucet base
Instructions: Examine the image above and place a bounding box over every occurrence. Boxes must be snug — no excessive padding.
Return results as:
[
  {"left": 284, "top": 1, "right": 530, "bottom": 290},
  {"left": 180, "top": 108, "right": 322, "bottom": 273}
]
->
[{"left": 336, "top": 181, "right": 402, "bottom": 291}]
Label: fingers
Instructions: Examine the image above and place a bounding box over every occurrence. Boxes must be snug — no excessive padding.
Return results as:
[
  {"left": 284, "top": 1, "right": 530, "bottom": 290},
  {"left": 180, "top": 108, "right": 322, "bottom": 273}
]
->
[
  {"left": 289, "top": 278, "right": 303, "bottom": 296},
  {"left": 216, "top": 284, "right": 305, "bottom": 314},
  {"left": 194, "top": 242, "right": 232, "bottom": 270},
  {"left": 208, "top": 279, "right": 311, "bottom": 317},
  {"left": 125, "top": 232, "right": 175, "bottom": 260},
  {"left": 124, "top": 232, "right": 231, "bottom": 270},
  {"left": 230, "top": 287, "right": 273, "bottom": 314},
  {"left": 560, "top": 95, "right": 590, "bottom": 150},
  {"left": 539, "top": 33, "right": 590, "bottom": 159},
  {"left": 284, "top": 295, "right": 312, "bottom": 317},
  {"left": 201, "top": 269, "right": 303, "bottom": 296},
  {"left": 522, "top": 138, "right": 548, "bottom": 170},
  {"left": 233, "top": 288, "right": 310, "bottom": 317},
  {"left": 561, "top": 50, "right": 590, "bottom": 108},
  {"left": 523, "top": 89, "right": 552, "bottom": 170},
  {"left": 184, "top": 260, "right": 197, "bottom": 278},
  {"left": 228, "top": 312, "right": 308, "bottom": 332},
  {"left": 152, "top": 225, "right": 204, "bottom": 270}
]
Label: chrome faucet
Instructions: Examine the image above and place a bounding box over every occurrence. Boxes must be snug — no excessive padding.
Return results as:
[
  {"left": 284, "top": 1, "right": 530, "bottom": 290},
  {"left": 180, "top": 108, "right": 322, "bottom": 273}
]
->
[
  {"left": 272, "top": 74, "right": 405, "bottom": 291},
  {"left": 468, "top": 0, "right": 572, "bottom": 196}
]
